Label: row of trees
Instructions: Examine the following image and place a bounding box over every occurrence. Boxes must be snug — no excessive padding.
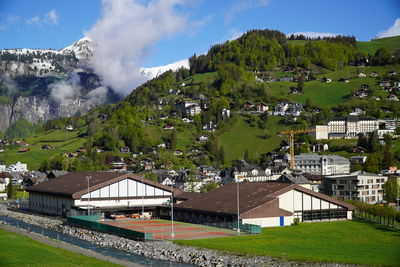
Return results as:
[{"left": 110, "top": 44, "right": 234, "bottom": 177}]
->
[
  {"left": 348, "top": 200, "right": 400, "bottom": 227},
  {"left": 189, "top": 29, "right": 363, "bottom": 74}
]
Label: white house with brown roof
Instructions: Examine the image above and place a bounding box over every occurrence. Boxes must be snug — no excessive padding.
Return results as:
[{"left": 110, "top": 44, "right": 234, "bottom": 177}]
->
[{"left": 27, "top": 172, "right": 174, "bottom": 216}]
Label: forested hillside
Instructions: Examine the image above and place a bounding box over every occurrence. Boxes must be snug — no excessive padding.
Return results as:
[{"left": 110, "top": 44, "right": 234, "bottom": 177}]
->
[{"left": 1, "top": 29, "right": 399, "bottom": 173}]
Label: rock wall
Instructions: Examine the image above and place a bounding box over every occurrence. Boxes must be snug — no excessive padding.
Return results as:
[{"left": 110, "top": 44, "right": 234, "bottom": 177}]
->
[{"left": 0, "top": 96, "right": 95, "bottom": 132}]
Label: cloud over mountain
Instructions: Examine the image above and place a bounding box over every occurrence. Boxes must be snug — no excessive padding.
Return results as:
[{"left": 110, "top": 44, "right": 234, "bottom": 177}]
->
[
  {"left": 376, "top": 18, "right": 400, "bottom": 39},
  {"left": 85, "top": 0, "right": 186, "bottom": 97}
]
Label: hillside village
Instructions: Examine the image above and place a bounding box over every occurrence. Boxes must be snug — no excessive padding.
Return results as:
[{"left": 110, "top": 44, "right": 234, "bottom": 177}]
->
[{"left": 1, "top": 29, "right": 400, "bottom": 266}]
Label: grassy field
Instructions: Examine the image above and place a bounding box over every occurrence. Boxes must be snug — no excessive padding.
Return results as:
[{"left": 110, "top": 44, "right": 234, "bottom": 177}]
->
[
  {"left": 267, "top": 64, "right": 400, "bottom": 107},
  {"left": 0, "top": 228, "right": 120, "bottom": 266},
  {"left": 219, "top": 116, "right": 293, "bottom": 163},
  {"left": 287, "top": 36, "right": 400, "bottom": 55},
  {"left": 357, "top": 36, "right": 400, "bottom": 54},
  {"left": 175, "top": 221, "right": 400, "bottom": 266},
  {"left": 0, "top": 129, "right": 87, "bottom": 170}
]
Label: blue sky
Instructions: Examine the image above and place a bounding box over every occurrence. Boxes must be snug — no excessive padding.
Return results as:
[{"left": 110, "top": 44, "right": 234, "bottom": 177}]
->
[{"left": 0, "top": 0, "right": 399, "bottom": 67}]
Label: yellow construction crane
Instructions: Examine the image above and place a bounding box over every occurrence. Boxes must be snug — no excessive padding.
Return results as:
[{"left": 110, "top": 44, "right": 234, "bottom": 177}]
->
[{"left": 277, "top": 128, "right": 316, "bottom": 170}]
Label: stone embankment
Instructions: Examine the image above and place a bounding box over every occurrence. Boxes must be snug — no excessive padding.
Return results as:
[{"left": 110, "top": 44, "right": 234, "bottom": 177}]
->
[{"left": 0, "top": 210, "right": 351, "bottom": 267}]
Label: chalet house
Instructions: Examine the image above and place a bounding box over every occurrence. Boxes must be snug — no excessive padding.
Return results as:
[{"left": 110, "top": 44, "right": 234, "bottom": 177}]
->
[
  {"left": 198, "top": 135, "right": 208, "bottom": 142},
  {"left": 157, "top": 143, "right": 167, "bottom": 148},
  {"left": 221, "top": 109, "right": 231, "bottom": 119},
  {"left": 108, "top": 156, "right": 126, "bottom": 171},
  {"left": 352, "top": 146, "right": 366, "bottom": 153},
  {"left": 141, "top": 158, "right": 155, "bottom": 170},
  {"left": 203, "top": 121, "right": 217, "bottom": 132},
  {"left": 243, "top": 101, "right": 254, "bottom": 110},
  {"left": 349, "top": 155, "right": 367, "bottom": 164},
  {"left": 231, "top": 161, "right": 272, "bottom": 182},
  {"left": 279, "top": 76, "right": 293, "bottom": 82},
  {"left": 276, "top": 173, "right": 311, "bottom": 189},
  {"left": 176, "top": 100, "right": 201, "bottom": 117},
  {"left": 274, "top": 102, "right": 302, "bottom": 116},
  {"left": 41, "top": 144, "right": 53, "bottom": 150},
  {"left": 353, "top": 89, "right": 368, "bottom": 98},
  {"left": 257, "top": 103, "right": 268, "bottom": 112},
  {"left": 182, "top": 118, "right": 193, "bottom": 123},
  {"left": 369, "top": 72, "right": 378, "bottom": 77},
  {"left": 18, "top": 147, "right": 30, "bottom": 153},
  {"left": 387, "top": 94, "right": 399, "bottom": 101},
  {"left": 173, "top": 150, "right": 183, "bottom": 156},
  {"left": 322, "top": 77, "right": 331, "bottom": 83},
  {"left": 379, "top": 81, "right": 391, "bottom": 87},
  {"left": 119, "top": 146, "right": 131, "bottom": 154},
  {"left": 280, "top": 140, "right": 290, "bottom": 151},
  {"left": 384, "top": 119, "right": 399, "bottom": 130},
  {"left": 163, "top": 124, "right": 174, "bottom": 130},
  {"left": 349, "top": 108, "right": 365, "bottom": 116}
]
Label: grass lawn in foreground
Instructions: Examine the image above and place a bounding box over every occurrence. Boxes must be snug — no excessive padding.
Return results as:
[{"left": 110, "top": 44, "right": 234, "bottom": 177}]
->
[
  {"left": 0, "top": 228, "right": 121, "bottom": 266},
  {"left": 175, "top": 221, "right": 400, "bottom": 266}
]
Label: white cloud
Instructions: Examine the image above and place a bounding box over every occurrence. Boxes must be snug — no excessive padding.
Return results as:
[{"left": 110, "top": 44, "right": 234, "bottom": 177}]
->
[
  {"left": 85, "top": 0, "right": 186, "bottom": 97},
  {"left": 376, "top": 18, "right": 400, "bottom": 39},
  {"left": 225, "top": 0, "right": 269, "bottom": 24},
  {"left": 50, "top": 72, "right": 81, "bottom": 103},
  {"left": 26, "top": 16, "right": 40, "bottom": 25},
  {"left": 45, "top": 9, "right": 59, "bottom": 25},
  {"left": 26, "top": 9, "right": 59, "bottom": 26},
  {"left": 287, "top": 32, "right": 340, "bottom": 39},
  {"left": 227, "top": 28, "right": 243, "bottom": 41}
]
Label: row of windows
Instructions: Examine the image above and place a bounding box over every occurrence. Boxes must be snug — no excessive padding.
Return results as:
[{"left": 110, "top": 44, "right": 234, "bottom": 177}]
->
[{"left": 296, "top": 209, "right": 347, "bottom": 221}]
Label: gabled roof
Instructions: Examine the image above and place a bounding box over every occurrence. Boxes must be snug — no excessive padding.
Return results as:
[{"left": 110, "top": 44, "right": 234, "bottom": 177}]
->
[
  {"left": 174, "top": 182, "right": 355, "bottom": 215},
  {"left": 277, "top": 173, "right": 310, "bottom": 184},
  {"left": 26, "top": 171, "right": 173, "bottom": 199}
]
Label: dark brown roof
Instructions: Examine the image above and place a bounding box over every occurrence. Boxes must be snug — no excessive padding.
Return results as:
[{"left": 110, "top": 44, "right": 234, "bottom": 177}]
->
[
  {"left": 175, "top": 182, "right": 355, "bottom": 215},
  {"left": 175, "top": 182, "right": 292, "bottom": 215},
  {"left": 26, "top": 171, "right": 173, "bottom": 199}
]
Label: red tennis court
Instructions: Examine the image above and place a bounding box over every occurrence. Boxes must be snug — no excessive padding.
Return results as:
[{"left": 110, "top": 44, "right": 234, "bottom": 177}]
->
[{"left": 101, "top": 219, "right": 237, "bottom": 240}]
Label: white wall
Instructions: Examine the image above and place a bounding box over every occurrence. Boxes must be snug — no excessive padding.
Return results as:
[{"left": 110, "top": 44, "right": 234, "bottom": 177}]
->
[
  {"left": 243, "top": 216, "right": 294, "bottom": 227},
  {"left": 75, "top": 197, "right": 171, "bottom": 208},
  {"left": 81, "top": 178, "right": 171, "bottom": 199}
]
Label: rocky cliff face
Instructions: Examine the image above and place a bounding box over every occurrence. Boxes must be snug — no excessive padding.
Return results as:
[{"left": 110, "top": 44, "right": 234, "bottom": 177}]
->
[
  {"left": 0, "top": 96, "right": 97, "bottom": 131},
  {"left": 0, "top": 38, "right": 106, "bottom": 132}
]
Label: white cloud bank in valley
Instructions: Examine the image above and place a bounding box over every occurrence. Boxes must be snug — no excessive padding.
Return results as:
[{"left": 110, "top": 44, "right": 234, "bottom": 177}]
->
[
  {"left": 287, "top": 32, "right": 340, "bottom": 38},
  {"left": 376, "top": 18, "right": 400, "bottom": 39},
  {"left": 85, "top": 0, "right": 186, "bottom": 97}
]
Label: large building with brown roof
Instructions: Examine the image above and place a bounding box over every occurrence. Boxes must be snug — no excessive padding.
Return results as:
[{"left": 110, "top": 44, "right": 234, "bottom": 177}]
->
[
  {"left": 27, "top": 172, "right": 174, "bottom": 216},
  {"left": 174, "top": 182, "right": 354, "bottom": 227}
]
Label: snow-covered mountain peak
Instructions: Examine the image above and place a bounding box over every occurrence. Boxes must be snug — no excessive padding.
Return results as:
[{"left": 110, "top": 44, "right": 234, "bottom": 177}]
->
[
  {"left": 61, "top": 37, "right": 93, "bottom": 60},
  {"left": 140, "top": 59, "right": 189, "bottom": 79}
]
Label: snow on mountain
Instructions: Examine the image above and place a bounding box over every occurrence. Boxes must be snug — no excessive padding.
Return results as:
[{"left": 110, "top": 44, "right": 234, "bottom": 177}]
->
[
  {"left": 140, "top": 59, "right": 189, "bottom": 79},
  {"left": 1, "top": 37, "right": 188, "bottom": 80},
  {"left": 60, "top": 37, "right": 93, "bottom": 60}
]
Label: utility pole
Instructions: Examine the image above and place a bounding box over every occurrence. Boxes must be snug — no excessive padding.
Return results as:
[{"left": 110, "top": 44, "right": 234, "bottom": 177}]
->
[
  {"left": 141, "top": 175, "right": 144, "bottom": 217},
  {"left": 236, "top": 178, "right": 240, "bottom": 236},
  {"left": 86, "top": 176, "right": 91, "bottom": 216},
  {"left": 171, "top": 180, "right": 174, "bottom": 240}
]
